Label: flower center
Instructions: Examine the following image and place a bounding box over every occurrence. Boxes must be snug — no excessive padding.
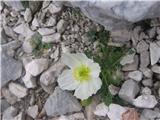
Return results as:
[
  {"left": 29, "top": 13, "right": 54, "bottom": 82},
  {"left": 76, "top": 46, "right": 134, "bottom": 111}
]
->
[{"left": 73, "top": 64, "right": 91, "bottom": 82}]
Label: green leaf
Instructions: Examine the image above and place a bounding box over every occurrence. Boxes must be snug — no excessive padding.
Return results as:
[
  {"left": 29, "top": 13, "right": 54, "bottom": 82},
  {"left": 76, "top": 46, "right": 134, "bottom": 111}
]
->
[{"left": 80, "top": 97, "right": 92, "bottom": 106}]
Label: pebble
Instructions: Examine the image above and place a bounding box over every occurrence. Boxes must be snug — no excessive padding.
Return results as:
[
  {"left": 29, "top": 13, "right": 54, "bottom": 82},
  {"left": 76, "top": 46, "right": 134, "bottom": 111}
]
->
[
  {"left": 118, "top": 79, "right": 139, "bottom": 103},
  {"left": 94, "top": 102, "right": 108, "bottom": 117},
  {"left": 2, "top": 106, "right": 18, "bottom": 120},
  {"left": 0, "top": 99, "right": 10, "bottom": 113},
  {"left": 22, "top": 73, "right": 37, "bottom": 88},
  {"left": 151, "top": 64, "right": 160, "bottom": 74},
  {"left": 40, "top": 82, "right": 55, "bottom": 94},
  {"left": 142, "top": 79, "right": 153, "bottom": 87},
  {"left": 128, "top": 70, "right": 143, "bottom": 82},
  {"left": 57, "top": 19, "right": 67, "bottom": 33},
  {"left": 141, "top": 109, "right": 160, "bottom": 119},
  {"left": 108, "top": 84, "right": 120, "bottom": 96},
  {"left": 42, "top": 33, "right": 61, "bottom": 43},
  {"left": 150, "top": 42, "right": 160, "bottom": 65},
  {"left": 25, "top": 58, "right": 49, "bottom": 76},
  {"left": 32, "top": 17, "right": 39, "bottom": 28},
  {"left": 133, "top": 95, "right": 158, "bottom": 108},
  {"left": 44, "top": 87, "right": 82, "bottom": 117},
  {"left": 46, "top": 16, "right": 56, "bottom": 27},
  {"left": 141, "top": 87, "right": 151, "bottom": 95},
  {"left": 140, "top": 51, "right": 150, "bottom": 68},
  {"left": 136, "top": 40, "right": 149, "bottom": 53},
  {"left": 9, "top": 82, "right": 28, "bottom": 98},
  {"left": 3, "top": 25, "right": 17, "bottom": 39},
  {"left": 38, "top": 28, "right": 56, "bottom": 36},
  {"left": 48, "top": 3, "right": 62, "bottom": 14},
  {"left": 27, "top": 105, "right": 38, "bottom": 119},
  {"left": 140, "top": 68, "right": 153, "bottom": 78},
  {"left": 22, "top": 38, "right": 34, "bottom": 53},
  {"left": 120, "top": 53, "right": 135, "bottom": 66},
  {"left": 24, "top": 8, "right": 32, "bottom": 23}
]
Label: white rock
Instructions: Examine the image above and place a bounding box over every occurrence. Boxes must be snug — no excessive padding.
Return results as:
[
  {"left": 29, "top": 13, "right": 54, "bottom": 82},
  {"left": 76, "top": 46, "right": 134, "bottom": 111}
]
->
[
  {"left": 27, "top": 105, "right": 38, "bottom": 119},
  {"left": 2, "top": 106, "right": 18, "bottom": 120},
  {"left": 32, "top": 17, "right": 39, "bottom": 27},
  {"left": 140, "top": 68, "right": 153, "bottom": 78},
  {"left": 150, "top": 42, "right": 160, "bottom": 65},
  {"left": 9, "top": 82, "right": 27, "bottom": 98},
  {"left": 38, "top": 28, "right": 56, "bottom": 36},
  {"left": 25, "top": 58, "right": 49, "bottom": 76},
  {"left": 107, "top": 104, "right": 127, "bottom": 120},
  {"left": 50, "top": 47, "right": 59, "bottom": 61},
  {"left": 142, "top": 79, "right": 153, "bottom": 87},
  {"left": 4, "top": 1, "right": 24, "bottom": 11},
  {"left": 13, "top": 23, "right": 35, "bottom": 40},
  {"left": 42, "top": 33, "right": 61, "bottom": 43},
  {"left": 118, "top": 79, "right": 139, "bottom": 103},
  {"left": 141, "top": 109, "right": 160, "bottom": 119},
  {"left": 61, "top": 43, "right": 70, "bottom": 53},
  {"left": 22, "top": 73, "right": 36, "bottom": 88},
  {"left": 128, "top": 70, "right": 143, "bottom": 81},
  {"left": 108, "top": 84, "right": 120, "bottom": 96},
  {"left": 136, "top": 40, "right": 149, "bottom": 53},
  {"left": 141, "top": 87, "right": 151, "bottom": 95},
  {"left": 120, "top": 53, "right": 135, "bottom": 66},
  {"left": 151, "top": 65, "right": 160, "bottom": 74},
  {"left": 24, "top": 8, "right": 32, "bottom": 23},
  {"left": 46, "top": 16, "right": 56, "bottom": 27},
  {"left": 94, "top": 102, "right": 108, "bottom": 117},
  {"left": 22, "top": 39, "right": 34, "bottom": 53},
  {"left": 13, "top": 112, "right": 24, "bottom": 120},
  {"left": 133, "top": 95, "right": 158, "bottom": 108},
  {"left": 48, "top": 3, "right": 62, "bottom": 14},
  {"left": 56, "top": 113, "right": 85, "bottom": 120},
  {"left": 57, "top": 19, "right": 67, "bottom": 33}
]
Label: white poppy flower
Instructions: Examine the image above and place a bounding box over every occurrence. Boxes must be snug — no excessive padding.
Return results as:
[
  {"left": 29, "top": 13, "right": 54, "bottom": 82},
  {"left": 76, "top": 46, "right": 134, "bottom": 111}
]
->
[{"left": 58, "top": 53, "right": 102, "bottom": 100}]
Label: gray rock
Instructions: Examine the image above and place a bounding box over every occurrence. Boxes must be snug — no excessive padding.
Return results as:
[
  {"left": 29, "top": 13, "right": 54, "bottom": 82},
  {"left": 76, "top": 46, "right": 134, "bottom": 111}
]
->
[
  {"left": 29, "top": 1, "right": 42, "bottom": 14},
  {"left": 148, "top": 27, "right": 156, "bottom": 38},
  {"left": 40, "top": 82, "right": 55, "bottom": 94},
  {"left": 141, "top": 109, "right": 160, "bottom": 119},
  {"left": 32, "top": 17, "right": 39, "bottom": 28},
  {"left": 1, "top": 87, "right": 18, "bottom": 105},
  {"left": 44, "top": 87, "right": 82, "bottom": 117},
  {"left": 1, "top": 52, "right": 22, "bottom": 87},
  {"left": 118, "top": 79, "right": 139, "bottom": 103},
  {"left": 150, "top": 42, "right": 160, "bottom": 65},
  {"left": 142, "top": 79, "right": 153, "bottom": 87},
  {"left": 151, "top": 65, "right": 160, "bottom": 74},
  {"left": 22, "top": 38, "right": 34, "bottom": 53},
  {"left": 1, "top": 29, "right": 8, "bottom": 44},
  {"left": 24, "top": 8, "right": 32, "bottom": 23},
  {"left": 140, "top": 51, "right": 150, "bottom": 68},
  {"left": 0, "top": 99, "right": 10, "bottom": 113},
  {"left": 141, "top": 87, "right": 151, "bottom": 95},
  {"left": 42, "top": 33, "right": 61, "bottom": 43},
  {"left": 4, "top": 1, "right": 24, "bottom": 11},
  {"left": 3, "top": 25, "right": 17, "bottom": 39},
  {"left": 108, "top": 84, "right": 120, "bottom": 96},
  {"left": 13, "top": 112, "right": 24, "bottom": 120},
  {"left": 120, "top": 53, "right": 135, "bottom": 66},
  {"left": 133, "top": 95, "right": 158, "bottom": 108},
  {"left": 140, "top": 68, "right": 153, "bottom": 78},
  {"left": 45, "top": 16, "right": 56, "bottom": 27},
  {"left": 93, "top": 102, "right": 108, "bottom": 117},
  {"left": 27, "top": 105, "right": 38, "bottom": 119},
  {"left": 25, "top": 58, "right": 49, "bottom": 76},
  {"left": 136, "top": 40, "right": 149, "bottom": 53},
  {"left": 9, "top": 82, "right": 28, "bottom": 98},
  {"left": 2, "top": 106, "right": 18, "bottom": 120},
  {"left": 38, "top": 28, "right": 56, "bottom": 36},
  {"left": 128, "top": 70, "right": 143, "bottom": 82},
  {"left": 48, "top": 3, "right": 62, "bottom": 14},
  {"left": 57, "top": 19, "right": 68, "bottom": 33}
]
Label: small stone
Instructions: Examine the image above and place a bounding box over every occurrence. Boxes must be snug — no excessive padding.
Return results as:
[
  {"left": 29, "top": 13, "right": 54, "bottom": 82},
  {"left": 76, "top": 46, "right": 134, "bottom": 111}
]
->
[
  {"left": 27, "top": 105, "right": 38, "bottom": 119},
  {"left": 66, "top": 112, "right": 85, "bottom": 120},
  {"left": 45, "top": 16, "right": 56, "bottom": 27},
  {"left": 141, "top": 109, "right": 160, "bottom": 119},
  {"left": 140, "top": 51, "right": 150, "bottom": 68},
  {"left": 13, "top": 23, "right": 35, "bottom": 40},
  {"left": 40, "top": 82, "right": 55, "bottom": 94},
  {"left": 141, "top": 87, "right": 151, "bottom": 95},
  {"left": 22, "top": 38, "right": 34, "bottom": 53},
  {"left": 94, "top": 102, "right": 108, "bottom": 117},
  {"left": 22, "top": 73, "right": 37, "bottom": 88},
  {"left": 151, "top": 65, "right": 160, "bottom": 74},
  {"left": 140, "top": 68, "right": 153, "bottom": 78},
  {"left": 107, "top": 104, "right": 127, "bottom": 120},
  {"left": 128, "top": 70, "right": 143, "bottom": 82},
  {"left": 118, "top": 79, "right": 139, "bottom": 103},
  {"left": 4, "top": 1, "right": 24, "bottom": 11},
  {"left": 1, "top": 52, "right": 22, "bottom": 87},
  {"left": 9, "top": 82, "right": 27, "bottom": 98},
  {"left": 136, "top": 40, "right": 149, "bottom": 53},
  {"left": 50, "top": 47, "right": 59, "bottom": 61},
  {"left": 24, "top": 8, "right": 32, "bottom": 23},
  {"left": 57, "top": 19, "right": 67, "bottom": 33},
  {"left": 38, "top": 28, "right": 56, "bottom": 36},
  {"left": 3, "top": 25, "right": 17, "bottom": 39},
  {"left": 148, "top": 27, "right": 156, "bottom": 38},
  {"left": 120, "top": 53, "right": 135, "bottom": 66},
  {"left": 142, "top": 79, "right": 153, "bottom": 87},
  {"left": 40, "top": 61, "right": 64, "bottom": 86},
  {"left": 0, "top": 99, "right": 10, "bottom": 113},
  {"left": 25, "top": 58, "right": 49, "bottom": 76},
  {"left": 150, "top": 42, "right": 160, "bottom": 65},
  {"left": 48, "top": 3, "right": 62, "bottom": 14},
  {"left": 32, "top": 17, "right": 39, "bottom": 28},
  {"left": 42, "top": 33, "right": 60, "bottom": 43},
  {"left": 108, "top": 84, "right": 120, "bottom": 96},
  {"left": 13, "top": 112, "right": 24, "bottom": 120},
  {"left": 133, "top": 95, "right": 158, "bottom": 108},
  {"left": 2, "top": 106, "right": 18, "bottom": 120},
  {"left": 1, "top": 87, "right": 18, "bottom": 104},
  {"left": 44, "top": 87, "right": 82, "bottom": 117}
]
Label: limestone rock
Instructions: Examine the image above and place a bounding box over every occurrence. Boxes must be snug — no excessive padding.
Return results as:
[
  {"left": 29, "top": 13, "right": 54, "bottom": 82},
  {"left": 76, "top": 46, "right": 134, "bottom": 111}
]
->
[
  {"left": 151, "top": 65, "right": 160, "bottom": 74},
  {"left": 140, "top": 68, "right": 153, "bottom": 78},
  {"left": 24, "top": 8, "right": 32, "bottom": 23},
  {"left": 0, "top": 99, "right": 10, "bottom": 113},
  {"left": 136, "top": 40, "right": 149, "bottom": 53},
  {"left": 44, "top": 87, "right": 82, "bottom": 117},
  {"left": 141, "top": 87, "right": 151, "bottom": 95},
  {"left": 142, "top": 79, "right": 153, "bottom": 87},
  {"left": 94, "top": 102, "right": 108, "bottom": 117},
  {"left": 38, "top": 28, "right": 56, "bottom": 36},
  {"left": 108, "top": 84, "right": 120, "bottom": 96},
  {"left": 150, "top": 42, "right": 160, "bottom": 65},
  {"left": 128, "top": 70, "right": 143, "bottom": 82},
  {"left": 118, "top": 79, "right": 139, "bottom": 103},
  {"left": 9, "top": 82, "right": 27, "bottom": 98},
  {"left": 120, "top": 53, "right": 135, "bottom": 66},
  {"left": 2, "top": 106, "right": 18, "bottom": 120},
  {"left": 4, "top": 1, "right": 24, "bottom": 11},
  {"left": 140, "top": 51, "right": 150, "bottom": 68},
  {"left": 25, "top": 58, "right": 49, "bottom": 76},
  {"left": 133, "top": 95, "right": 158, "bottom": 108},
  {"left": 22, "top": 73, "right": 37, "bottom": 88},
  {"left": 57, "top": 19, "right": 67, "bottom": 33},
  {"left": 48, "top": 3, "right": 62, "bottom": 14},
  {"left": 27, "top": 105, "right": 38, "bottom": 119},
  {"left": 141, "top": 109, "right": 160, "bottom": 119},
  {"left": 42, "top": 33, "right": 61, "bottom": 43}
]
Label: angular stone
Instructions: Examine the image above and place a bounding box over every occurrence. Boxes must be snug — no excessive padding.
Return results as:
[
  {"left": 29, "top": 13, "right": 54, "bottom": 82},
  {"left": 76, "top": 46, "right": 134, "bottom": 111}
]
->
[
  {"left": 45, "top": 16, "right": 56, "bottom": 27},
  {"left": 140, "top": 51, "right": 150, "bottom": 68},
  {"left": 136, "top": 40, "right": 149, "bottom": 53},
  {"left": 0, "top": 99, "right": 10, "bottom": 113},
  {"left": 151, "top": 65, "right": 160, "bottom": 74},
  {"left": 22, "top": 38, "right": 34, "bottom": 53},
  {"left": 40, "top": 61, "right": 65, "bottom": 86},
  {"left": 27, "top": 105, "right": 38, "bottom": 119},
  {"left": 118, "top": 79, "right": 139, "bottom": 103},
  {"left": 32, "top": 17, "right": 39, "bottom": 28},
  {"left": 142, "top": 79, "right": 153, "bottom": 87},
  {"left": 44, "top": 87, "right": 82, "bottom": 117},
  {"left": 94, "top": 102, "right": 108, "bottom": 117},
  {"left": 9, "top": 82, "right": 27, "bottom": 98},
  {"left": 24, "top": 8, "right": 32, "bottom": 23},
  {"left": 1, "top": 87, "right": 18, "bottom": 105},
  {"left": 140, "top": 68, "right": 153, "bottom": 78},
  {"left": 128, "top": 70, "right": 143, "bottom": 82},
  {"left": 141, "top": 109, "right": 160, "bottom": 119},
  {"left": 148, "top": 27, "right": 156, "bottom": 38},
  {"left": 2, "top": 106, "right": 18, "bottom": 120},
  {"left": 42, "top": 33, "right": 61, "bottom": 43},
  {"left": 25, "top": 58, "right": 49, "bottom": 76},
  {"left": 22, "top": 73, "right": 37, "bottom": 88},
  {"left": 120, "top": 53, "right": 135, "bottom": 66},
  {"left": 133, "top": 95, "right": 158, "bottom": 108},
  {"left": 1, "top": 52, "right": 22, "bottom": 87},
  {"left": 141, "top": 87, "right": 151, "bottom": 95},
  {"left": 150, "top": 42, "right": 160, "bottom": 65},
  {"left": 108, "top": 84, "right": 120, "bottom": 96},
  {"left": 4, "top": 1, "right": 24, "bottom": 11},
  {"left": 38, "top": 28, "right": 56, "bottom": 36},
  {"left": 3, "top": 25, "right": 17, "bottom": 39},
  {"left": 48, "top": 3, "right": 62, "bottom": 14},
  {"left": 40, "top": 82, "right": 55, "bottom": 94},
  {"left": 57, "top": 19, "right": 67, "bottom": 33}
]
